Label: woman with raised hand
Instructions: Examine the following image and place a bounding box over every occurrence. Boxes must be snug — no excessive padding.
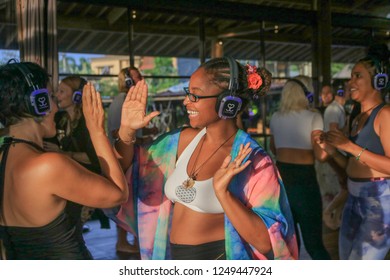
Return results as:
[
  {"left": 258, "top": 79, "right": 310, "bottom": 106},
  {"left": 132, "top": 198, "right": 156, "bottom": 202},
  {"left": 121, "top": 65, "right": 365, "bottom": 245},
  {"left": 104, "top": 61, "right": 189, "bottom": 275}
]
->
[
  {"left": 109, "top": 57, "right": 297, "bottom": 260},
  {"left": 0, "top": 61, "right": 128, "bottom": 259}
]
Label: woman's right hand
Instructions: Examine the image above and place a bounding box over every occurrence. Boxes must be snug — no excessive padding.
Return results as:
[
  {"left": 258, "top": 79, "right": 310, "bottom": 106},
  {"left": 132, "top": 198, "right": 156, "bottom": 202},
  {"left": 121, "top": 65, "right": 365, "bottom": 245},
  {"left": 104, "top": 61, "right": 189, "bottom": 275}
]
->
[
  {"left": 325, "top": 129, "right": 351, "bottom": 152},
  {"left": 121, "top": 80, "right": 160, "bottom": 132}
]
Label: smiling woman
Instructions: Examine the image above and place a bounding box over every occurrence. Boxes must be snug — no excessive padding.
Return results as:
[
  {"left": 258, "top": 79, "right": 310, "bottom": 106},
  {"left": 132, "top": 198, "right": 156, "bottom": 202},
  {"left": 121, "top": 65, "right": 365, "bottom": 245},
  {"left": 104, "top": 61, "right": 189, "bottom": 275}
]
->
[
  {"left": 107, "top": 56, "right": 298, "bottom": 260},
  {"left": 321, "top": 44, "right": 390, "bottom": 260}
]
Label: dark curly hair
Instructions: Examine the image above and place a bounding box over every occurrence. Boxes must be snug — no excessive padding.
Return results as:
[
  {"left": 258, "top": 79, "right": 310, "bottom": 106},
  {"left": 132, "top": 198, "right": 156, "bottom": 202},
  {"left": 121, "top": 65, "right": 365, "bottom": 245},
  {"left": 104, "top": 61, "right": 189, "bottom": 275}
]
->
[
  {"left": 200, "top": 57, "right": 272, "bottom": 102},
  {"left": 0, "top": 61, "right": 50, "bottom": 127}
]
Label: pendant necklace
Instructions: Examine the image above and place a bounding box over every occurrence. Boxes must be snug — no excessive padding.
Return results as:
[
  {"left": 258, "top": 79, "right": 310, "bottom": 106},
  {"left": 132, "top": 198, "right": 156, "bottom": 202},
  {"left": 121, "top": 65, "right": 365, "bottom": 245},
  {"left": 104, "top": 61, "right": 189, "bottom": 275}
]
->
[
  {"left": 181, "top": 130, "right": 237, "bottom": 189},
  {"left": 351, "top": 103, "right": 381, "bottom": 133}
]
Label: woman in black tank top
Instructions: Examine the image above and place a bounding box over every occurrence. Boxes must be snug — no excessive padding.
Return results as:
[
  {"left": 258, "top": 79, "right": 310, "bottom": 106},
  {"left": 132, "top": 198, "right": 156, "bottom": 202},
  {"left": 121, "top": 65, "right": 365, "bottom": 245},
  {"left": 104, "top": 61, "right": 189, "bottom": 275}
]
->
[{"left": 0, "top": 61, "right": 128, "bottom": 259}]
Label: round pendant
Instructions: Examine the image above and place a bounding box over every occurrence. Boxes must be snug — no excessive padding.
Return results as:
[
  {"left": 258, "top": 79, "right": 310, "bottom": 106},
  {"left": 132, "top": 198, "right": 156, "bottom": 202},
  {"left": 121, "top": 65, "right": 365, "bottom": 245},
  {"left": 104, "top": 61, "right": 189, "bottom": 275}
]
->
[{"left": 175, "top": 185, "right": 196, "bottom": 203}]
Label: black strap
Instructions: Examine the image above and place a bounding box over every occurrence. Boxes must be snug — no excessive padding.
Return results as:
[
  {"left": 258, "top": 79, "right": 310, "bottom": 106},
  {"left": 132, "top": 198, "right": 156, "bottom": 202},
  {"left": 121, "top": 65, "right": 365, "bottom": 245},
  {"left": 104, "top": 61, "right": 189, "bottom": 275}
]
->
[
  {"left": 0, "top": 137, "right": 45, "bottom": 224},
  {"left": 0, "top": 137, "right": 13, "bottom": 224}
]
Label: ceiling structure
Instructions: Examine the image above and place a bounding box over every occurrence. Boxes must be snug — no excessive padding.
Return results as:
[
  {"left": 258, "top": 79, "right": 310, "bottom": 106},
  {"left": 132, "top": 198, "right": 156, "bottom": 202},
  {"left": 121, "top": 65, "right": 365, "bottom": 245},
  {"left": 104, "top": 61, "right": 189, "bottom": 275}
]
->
[{"left": 0, "top": 0, "right": 389, "bottom": 63}]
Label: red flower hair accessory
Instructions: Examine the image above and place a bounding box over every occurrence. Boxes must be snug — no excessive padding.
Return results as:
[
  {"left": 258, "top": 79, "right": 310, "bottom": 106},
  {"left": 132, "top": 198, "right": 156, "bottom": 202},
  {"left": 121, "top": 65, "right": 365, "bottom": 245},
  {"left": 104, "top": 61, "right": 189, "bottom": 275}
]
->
[{"left": 246, "top": 64, "right": 263, "bottom": 90}]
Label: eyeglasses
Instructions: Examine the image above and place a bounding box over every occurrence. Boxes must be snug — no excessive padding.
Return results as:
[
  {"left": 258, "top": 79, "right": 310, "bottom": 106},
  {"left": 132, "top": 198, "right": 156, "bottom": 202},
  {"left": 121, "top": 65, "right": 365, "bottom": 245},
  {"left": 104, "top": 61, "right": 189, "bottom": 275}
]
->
[{"left": 183, "top": 87, "right": 220, "bottom": 102}]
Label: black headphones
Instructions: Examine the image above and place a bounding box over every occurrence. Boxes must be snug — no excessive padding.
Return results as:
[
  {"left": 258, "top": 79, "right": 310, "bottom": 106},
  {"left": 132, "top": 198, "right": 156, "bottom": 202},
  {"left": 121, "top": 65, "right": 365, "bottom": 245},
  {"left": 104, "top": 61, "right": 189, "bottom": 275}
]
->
[
  {"left": 72, "top": 77, "right": 87, "bottom": 104},
  {"left": 288, "top": 78, "right": 314, "bottom": 103},
  {"left": 15, "top": 63, "right": 51, "bottom": 116},
  {"left": 124, "top": 68, "right": 135, "bottom": 88},
  {"left": 372, "top": 59, "right": 389, "bottom": 90},
  {"left": 215, "top": 57, "right": 242, "bottom": 119}
]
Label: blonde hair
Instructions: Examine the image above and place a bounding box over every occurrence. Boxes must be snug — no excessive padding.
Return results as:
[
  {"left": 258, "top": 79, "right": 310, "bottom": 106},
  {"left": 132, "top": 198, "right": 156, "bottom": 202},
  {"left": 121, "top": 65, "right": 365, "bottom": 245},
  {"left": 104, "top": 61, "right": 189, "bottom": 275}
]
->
[{"left": 279, "top": 75, "right": 313, "bottom": 114}]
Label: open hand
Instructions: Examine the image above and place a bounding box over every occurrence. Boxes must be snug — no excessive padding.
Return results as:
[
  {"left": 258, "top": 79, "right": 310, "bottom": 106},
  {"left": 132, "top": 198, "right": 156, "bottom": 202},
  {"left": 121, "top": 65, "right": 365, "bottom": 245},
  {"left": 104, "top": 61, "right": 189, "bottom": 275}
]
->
[
  {"left": 82, "top": 82, "right": 105, "bottom": 133},
  {"left": 121, "top": 80, "right": 160, "bottom": 131},
  {"left": 213, "top": 143, "right": 252, "bottom": 196}
]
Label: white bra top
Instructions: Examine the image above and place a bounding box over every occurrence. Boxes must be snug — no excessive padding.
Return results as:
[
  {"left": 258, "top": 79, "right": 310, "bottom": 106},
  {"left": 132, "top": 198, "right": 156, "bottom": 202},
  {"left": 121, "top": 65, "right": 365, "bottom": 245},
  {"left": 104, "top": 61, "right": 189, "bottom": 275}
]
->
[{"left": 164, "top": 128, "right": 224, "bottom": 214}]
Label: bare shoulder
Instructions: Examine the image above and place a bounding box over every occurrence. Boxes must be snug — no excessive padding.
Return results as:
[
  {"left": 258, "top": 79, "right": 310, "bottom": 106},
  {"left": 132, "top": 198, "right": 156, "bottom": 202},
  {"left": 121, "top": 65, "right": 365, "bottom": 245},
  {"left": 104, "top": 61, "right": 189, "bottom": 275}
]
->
[
  {"left": 377, "top": 105, "right": 390, "bottom": 122},
  {"left": 20, "top": 152, "right": 76, "bottom": 189}
]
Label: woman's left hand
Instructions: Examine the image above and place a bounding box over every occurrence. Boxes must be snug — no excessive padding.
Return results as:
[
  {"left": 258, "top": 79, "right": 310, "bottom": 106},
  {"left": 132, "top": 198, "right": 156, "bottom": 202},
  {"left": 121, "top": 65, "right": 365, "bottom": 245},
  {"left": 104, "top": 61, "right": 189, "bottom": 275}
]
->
[
  {"left": 325, "top": 129, "right": 351, "bottom": 151},
  {"left": 213, "top": 143, "right": 252, "bottom": 196}
]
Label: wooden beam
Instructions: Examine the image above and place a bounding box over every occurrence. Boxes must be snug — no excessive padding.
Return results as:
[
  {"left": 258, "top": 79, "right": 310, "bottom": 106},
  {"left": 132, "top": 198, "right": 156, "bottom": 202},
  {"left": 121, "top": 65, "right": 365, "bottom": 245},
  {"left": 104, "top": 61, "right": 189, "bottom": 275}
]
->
[
  {"left": 59, "top": 0, "right": 389, "bottom": 30},
  {"left": 107, "top": 7, "right": 126, "bottom": 26}
]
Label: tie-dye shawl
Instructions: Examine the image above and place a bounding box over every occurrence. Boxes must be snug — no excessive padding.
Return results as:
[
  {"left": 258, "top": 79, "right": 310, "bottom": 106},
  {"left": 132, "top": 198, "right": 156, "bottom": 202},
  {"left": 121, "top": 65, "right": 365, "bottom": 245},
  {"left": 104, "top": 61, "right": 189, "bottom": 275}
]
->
[{"left": 114, "top": 128, "right": 298, "bottom": 260}]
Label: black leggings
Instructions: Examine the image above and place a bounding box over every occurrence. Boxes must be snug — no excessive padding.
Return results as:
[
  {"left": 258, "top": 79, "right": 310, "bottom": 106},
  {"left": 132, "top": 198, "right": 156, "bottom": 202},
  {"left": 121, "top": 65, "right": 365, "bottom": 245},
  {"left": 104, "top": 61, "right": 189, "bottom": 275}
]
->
[
  {"left": 276, "top": 161, "right": 331, "bottom": 260},
  {"left": 170, "top": 240, "right": 226, "bottom": 260}
]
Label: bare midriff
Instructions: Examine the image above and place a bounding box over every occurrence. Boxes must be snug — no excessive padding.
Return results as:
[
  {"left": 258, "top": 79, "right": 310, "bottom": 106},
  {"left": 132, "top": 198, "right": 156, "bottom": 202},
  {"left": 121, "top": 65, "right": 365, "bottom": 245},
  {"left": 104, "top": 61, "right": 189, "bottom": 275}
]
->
[
  {"left": 169, "top": 203, "right": 225, "bottom": 245},
  {"left": 275, "top": 148, "right": 314, "bottom": 165}
]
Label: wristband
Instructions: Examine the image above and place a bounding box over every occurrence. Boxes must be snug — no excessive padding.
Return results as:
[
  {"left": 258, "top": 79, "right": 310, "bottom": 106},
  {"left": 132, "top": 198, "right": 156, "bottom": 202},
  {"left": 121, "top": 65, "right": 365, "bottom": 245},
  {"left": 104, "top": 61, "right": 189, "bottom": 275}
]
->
[
  {"left": 113, "top": 129, "right": 136, "bottom": 144},
  {"left": 355, "top": 147, "right": 366, "bottom": 161}
]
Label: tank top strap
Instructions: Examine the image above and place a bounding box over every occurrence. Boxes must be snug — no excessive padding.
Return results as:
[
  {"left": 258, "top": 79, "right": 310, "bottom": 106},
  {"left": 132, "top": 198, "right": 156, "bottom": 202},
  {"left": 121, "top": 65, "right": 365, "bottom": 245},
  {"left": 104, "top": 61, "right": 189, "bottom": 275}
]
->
[
  {"left": 0, "top": 137, "right": 45, "bottom": 224},
  {"left": 367, "top": 102, "right": 385, "bottom": 125},
  {"left": 0, "top": 137, "right": 13, "bottom": 223},
  {"left": 175, "top": 128, "right": 206, "bottom": 167}
]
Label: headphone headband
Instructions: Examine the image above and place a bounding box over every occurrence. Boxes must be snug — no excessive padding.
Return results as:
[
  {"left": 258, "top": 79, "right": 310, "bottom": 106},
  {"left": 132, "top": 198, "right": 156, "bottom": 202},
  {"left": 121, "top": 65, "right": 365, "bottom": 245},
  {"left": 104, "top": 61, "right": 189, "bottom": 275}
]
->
[
  {"left": 14, "top": 63, "right": 51, "bottom": 116},
  {"left": 72, "top": 77, "right": 87, "bottom": 104},
  {"left": 226, "top": 56, "right": 239, "bottom": 93},
  {"left": 215, "top": 57, "right": 242, "bottom": 119},
  {"left": 289, "top": 78, "right": 314, "bottom": 103}
]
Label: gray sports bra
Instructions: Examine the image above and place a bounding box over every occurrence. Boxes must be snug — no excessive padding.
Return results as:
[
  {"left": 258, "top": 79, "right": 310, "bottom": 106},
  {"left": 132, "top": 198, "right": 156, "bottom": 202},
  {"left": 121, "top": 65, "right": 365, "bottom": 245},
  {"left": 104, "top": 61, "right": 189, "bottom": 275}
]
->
[{"left": 164, "top": 128, "right": 224, "bottom": 214}]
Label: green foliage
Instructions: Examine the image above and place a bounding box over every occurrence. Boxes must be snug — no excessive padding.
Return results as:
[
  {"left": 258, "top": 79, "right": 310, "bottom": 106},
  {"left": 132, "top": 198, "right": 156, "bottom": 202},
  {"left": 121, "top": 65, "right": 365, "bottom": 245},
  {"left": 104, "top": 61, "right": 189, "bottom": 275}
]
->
[
  {"left": 97, "top": 77, "right": 118, "bottom": 98},
  {"left": 142, "top": 57, "right": 179, "bottom": 94},
  {"left": 59, "top": 54, "right": 92, "bottom": 74},
  {"left": 331, "top": 63, "right": 346, "bottom": 77}
]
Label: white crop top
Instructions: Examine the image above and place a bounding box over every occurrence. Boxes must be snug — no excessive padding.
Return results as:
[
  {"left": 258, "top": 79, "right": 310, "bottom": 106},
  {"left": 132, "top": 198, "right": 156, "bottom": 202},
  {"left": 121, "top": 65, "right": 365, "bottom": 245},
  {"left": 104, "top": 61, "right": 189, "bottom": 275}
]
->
[
  {"left": 164, "top": 128, "right": 224, "bottom": 214},
  {"left": 270, "top": 110, "right": 323, "bottom": 150}
]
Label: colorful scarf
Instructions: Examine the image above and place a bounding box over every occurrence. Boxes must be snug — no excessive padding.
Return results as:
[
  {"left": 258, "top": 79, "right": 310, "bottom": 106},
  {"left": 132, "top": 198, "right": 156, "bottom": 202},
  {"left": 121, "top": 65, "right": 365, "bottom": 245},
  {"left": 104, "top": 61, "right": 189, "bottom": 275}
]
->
[{"left": 112, "top": 128, "right": 298, "bottom": 260}]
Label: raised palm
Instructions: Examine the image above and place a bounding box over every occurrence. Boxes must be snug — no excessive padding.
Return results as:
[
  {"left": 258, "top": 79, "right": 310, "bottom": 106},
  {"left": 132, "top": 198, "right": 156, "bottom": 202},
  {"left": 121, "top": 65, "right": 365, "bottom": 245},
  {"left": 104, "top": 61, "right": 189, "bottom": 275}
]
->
[
  {"left": 213, "top": 143, "right": 252, "bottom": 195},
  {"left": 121, "top": 80, "right": 160, "bottom": 131}
]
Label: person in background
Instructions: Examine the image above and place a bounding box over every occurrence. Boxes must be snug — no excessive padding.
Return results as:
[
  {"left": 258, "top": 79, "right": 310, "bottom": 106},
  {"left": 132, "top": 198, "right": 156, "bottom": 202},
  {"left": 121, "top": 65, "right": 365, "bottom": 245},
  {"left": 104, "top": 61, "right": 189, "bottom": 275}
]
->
[
  {"left": 321, "top": 44, "right": 390, "bottom": 259},
  {"left": 317, "top": 84, "right": 334, "bottom": 115},
  {"left": 108, "top": 57, "right": 297, "bottom": 260},
  {"left": 45, "top": 75, "right": 110, "bottom": 235},
  {"left": 0, "top": 61, "right": 127, "bottom": 259},
  {"left": 320, "top": 79, "right": 349, "bottom": 230},
  {"left": 270, "top": 76, "right": 331, "bottom": 260}
]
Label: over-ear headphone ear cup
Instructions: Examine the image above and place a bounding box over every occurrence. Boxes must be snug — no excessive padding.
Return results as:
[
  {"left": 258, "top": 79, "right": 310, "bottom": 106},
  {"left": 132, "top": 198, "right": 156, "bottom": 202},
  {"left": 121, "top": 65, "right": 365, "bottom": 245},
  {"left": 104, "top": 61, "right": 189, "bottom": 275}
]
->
[
  {"left": 125, "top": 76, "right": 134, "bottom": 88},
  {"left": 72, "top": 91, "right": 82, "bottom": 104},
  {"left": 124, "top": 68, "right": 134, "bottom": 88},
  {"left": 72, "top": 77, "right": 87, "bottom": 104},
  {"left": 215, "top": 91, "right": 227, "bottom": 114},
  {"left": 289, "top": 78, "right": 314, "bottom": 103},
  {"left": 216, "top": 91, "right": 242, "bottom": 119},
  {"left": 373, "top": 73, "right": 389, "bottom": 90},
  {"left": 15, "top": 63, "right": 51, "bottom": 116}
]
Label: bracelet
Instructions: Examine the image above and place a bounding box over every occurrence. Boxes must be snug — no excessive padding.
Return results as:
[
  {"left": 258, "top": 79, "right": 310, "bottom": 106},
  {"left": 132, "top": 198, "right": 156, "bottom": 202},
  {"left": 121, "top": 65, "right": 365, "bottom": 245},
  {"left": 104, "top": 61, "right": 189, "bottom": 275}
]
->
[
  {"left": 113, "top": 129, "right": 136, "bottom": 145},
  {"left": 355, "top": 147, "right": 366, "bottom": 161}
]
